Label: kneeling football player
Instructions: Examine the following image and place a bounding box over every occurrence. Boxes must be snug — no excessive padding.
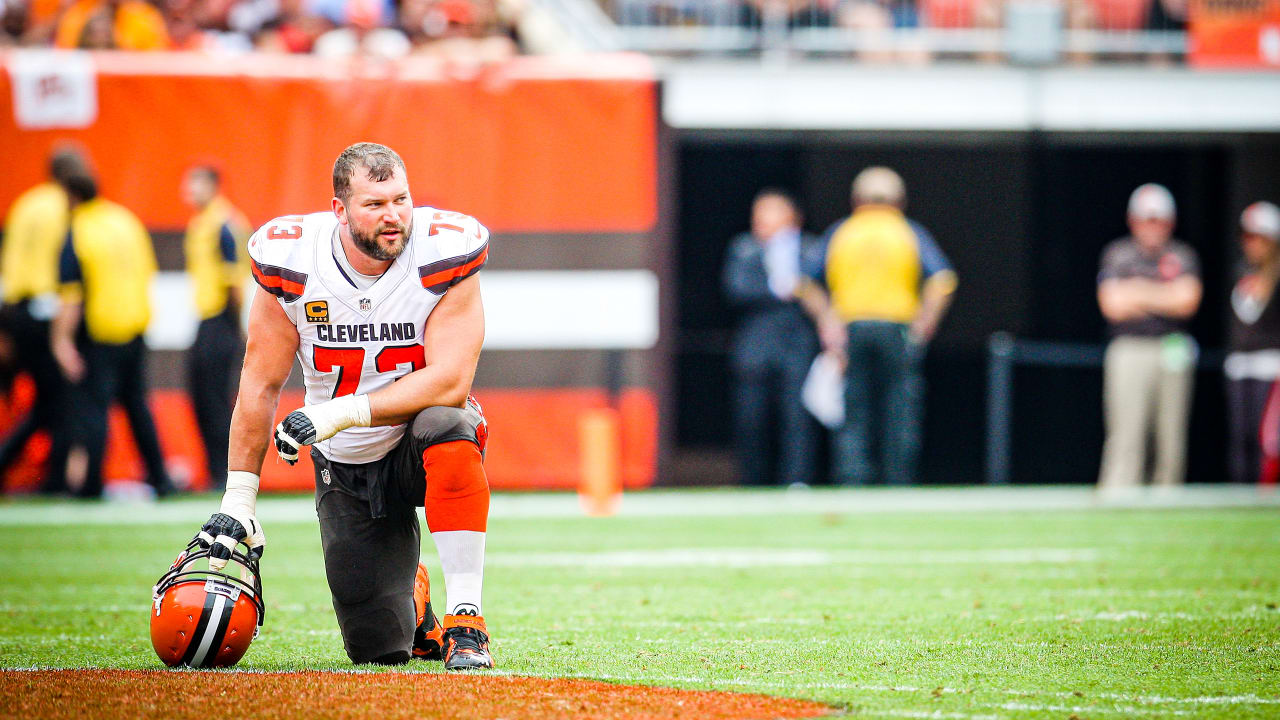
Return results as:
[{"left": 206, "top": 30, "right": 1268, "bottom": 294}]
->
[{"left": 195, "top": 142, "right": 493, "bottom": 669}]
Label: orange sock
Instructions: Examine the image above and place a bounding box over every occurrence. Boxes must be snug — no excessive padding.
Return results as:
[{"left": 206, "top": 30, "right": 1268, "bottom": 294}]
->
[{"left": 423, "top": 440, "right": 490, "bottom": 532}]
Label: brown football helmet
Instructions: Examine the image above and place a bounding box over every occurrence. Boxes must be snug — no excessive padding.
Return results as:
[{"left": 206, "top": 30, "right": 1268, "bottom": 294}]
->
[{"left": 150, "top": 539, "right": 265, "bottom": 668}]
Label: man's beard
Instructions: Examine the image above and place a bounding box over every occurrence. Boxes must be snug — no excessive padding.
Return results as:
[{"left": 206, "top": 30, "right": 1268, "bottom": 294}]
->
[{"left": 351, "top": 218, "right": 411, "bottom": 261}]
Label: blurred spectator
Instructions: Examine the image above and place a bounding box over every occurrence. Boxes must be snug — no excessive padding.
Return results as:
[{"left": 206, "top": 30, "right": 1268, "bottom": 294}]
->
[
  {"left": 810, "top": 167, "right": 956, "bottom": 486},
  {"left": 742, "top": 0, "right": 834, "bottom": 28},
  {"left": 51, "top": 170, "right": 174, "bottom": 498},
  {"left": 1096, "top": 183, "right": 1201, "bottom": 491},
  {"left": 252, "top": 0, "right": 332, "bottom": 53},
  {"left": 54, "top": 0, "right": 170, "bottom": 50},
  {"left": 722, "top": 189, "right": 825, "bottom": 486},
  {"left": 836, "top": 0, "right": 928, "bottom": 63},
  {"left": 312, "top": 0, "right": 410, "bottom": 56},
  {"left": 0, "top": 148, "right": 85, "bottom": 494},
  {"left": 1225, "top": 201, "right": 1280, "bottom": 484},
  {"left": 1067, "top": 0, "right": 1186, "bottom": 64},
  {"left": 400, "top": 0, "right": 516, "bottom": 62},
  {"left": 163, "top": 0, "right": 253, "bottom": 51},
  {"left": 181, "top": 166, "right": 249, "bottom": 490},
  {"left": 1, "top": 1, "right": 26, "bottom": 45},
  {"left": 3, "top": 0, "right": 62, "bottom": 45}
]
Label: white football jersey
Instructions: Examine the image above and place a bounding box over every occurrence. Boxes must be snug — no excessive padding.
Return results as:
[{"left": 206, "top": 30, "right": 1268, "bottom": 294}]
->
[{"left": 247, "top": 207, "right": 489, "bottom": 463}]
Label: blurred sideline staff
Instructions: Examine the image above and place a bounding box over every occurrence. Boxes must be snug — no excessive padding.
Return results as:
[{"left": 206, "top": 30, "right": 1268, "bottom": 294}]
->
[
  {"left": 0, "top": 148, "right": 85, "bottom": 493},
  {"left": 182, "top": 166, "right": 250, "bottom": 490},
  {"left": 1096, "top": 183, "right": 1201, "bottom": 490},
  {"left": 806, "top": 167, "right": 957, "bottom": 486},
  {"left": 722, "top": 189, "right": 824, "bottom": 486},
  {"left": 1225, "top": 201, "right": 1280, "bottom": 484},
  {"left": 51, "top": 169, "right": 174, "bottom": 498}
]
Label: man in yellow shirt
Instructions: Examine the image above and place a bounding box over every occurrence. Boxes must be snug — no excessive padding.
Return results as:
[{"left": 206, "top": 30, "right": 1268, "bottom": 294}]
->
[
  {"left": 0, "top": 148, "right": 86, "bottom": 494},
  {"left": 51, "top": 170, "right": 174, "bottom": 499},
  {"left": 807, "top": 167, "right": 957, "bottom": 486},
  {"left": 182, "top": 166, "right": 249, "bottom": 490}
]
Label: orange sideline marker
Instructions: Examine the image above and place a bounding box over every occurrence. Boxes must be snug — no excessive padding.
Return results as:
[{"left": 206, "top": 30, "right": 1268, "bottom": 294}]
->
[{"left": 579, "top": 408, "right": 622, "bottom": 516}]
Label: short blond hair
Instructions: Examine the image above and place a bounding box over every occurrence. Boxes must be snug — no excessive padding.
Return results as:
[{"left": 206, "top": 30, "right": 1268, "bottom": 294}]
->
[{"left": 852, "top": 166, "right": 905, "bottom": 207}]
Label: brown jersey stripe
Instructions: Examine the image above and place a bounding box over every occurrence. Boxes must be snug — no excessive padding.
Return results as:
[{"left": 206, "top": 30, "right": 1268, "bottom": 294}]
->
[
  {"left": 251, "top": 259, "right": 307, "bottom": 301},
  {"left": 418, "top": 244, "right": 488, "bottom": 295}
]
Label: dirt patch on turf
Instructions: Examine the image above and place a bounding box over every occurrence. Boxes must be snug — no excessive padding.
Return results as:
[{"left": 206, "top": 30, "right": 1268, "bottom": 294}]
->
[{"left": 1, "top": 670, "right": 831, "bottom": 720}]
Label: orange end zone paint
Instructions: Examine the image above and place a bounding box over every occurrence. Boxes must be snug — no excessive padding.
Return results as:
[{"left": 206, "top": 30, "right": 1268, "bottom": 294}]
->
[{"left": 1, "top": 670, "right": 832, "bottom": 720}]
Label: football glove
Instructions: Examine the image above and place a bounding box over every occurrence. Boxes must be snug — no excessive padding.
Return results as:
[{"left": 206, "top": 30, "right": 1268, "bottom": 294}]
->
[
  {"left": 274, "top": 394, "right": 371, "bottom": 465},
  {"left": 196, "top": 471, "right": 266, "bottom": 571}
]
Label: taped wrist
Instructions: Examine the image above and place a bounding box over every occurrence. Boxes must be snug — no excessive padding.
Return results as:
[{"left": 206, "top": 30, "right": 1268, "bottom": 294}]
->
[
  {"left": 307, "top": 394, "right": 373, "bottom": 442},
  {"left": 220, "top": 471, "right": 260, "bottom": 517}
]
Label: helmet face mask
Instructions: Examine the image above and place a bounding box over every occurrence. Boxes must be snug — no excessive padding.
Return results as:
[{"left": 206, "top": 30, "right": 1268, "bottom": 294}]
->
[{"left": 150, "top": 540, "right": 265, "bottom": 668}]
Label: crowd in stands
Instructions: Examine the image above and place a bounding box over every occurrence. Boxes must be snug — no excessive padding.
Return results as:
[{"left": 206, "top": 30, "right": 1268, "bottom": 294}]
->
[
  {"left": 0, "top": 0, "right": 530, "bottom": 59},
  {"left": 616, "top": 0, "right": 1188, "bottom": 62},
  {"left": 0, "top": 0, "right": 1189, "bottom": 61},
  {"left": 620, "top": 0, "right": 1186, "bottom": 32}
]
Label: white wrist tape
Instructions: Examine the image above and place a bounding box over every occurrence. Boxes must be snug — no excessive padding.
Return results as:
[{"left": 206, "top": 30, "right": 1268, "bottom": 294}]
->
[
  {"left": 220, "top": 471, "right": 260, "bottom": 518},
  {"left": 306, "top": 394, "right": 372, "bottom": 442}
]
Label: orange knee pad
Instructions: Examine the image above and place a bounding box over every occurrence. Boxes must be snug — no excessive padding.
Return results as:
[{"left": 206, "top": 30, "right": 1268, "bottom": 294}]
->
[{"left": 422, "top": 440, "right": 489, "bottom": 532}]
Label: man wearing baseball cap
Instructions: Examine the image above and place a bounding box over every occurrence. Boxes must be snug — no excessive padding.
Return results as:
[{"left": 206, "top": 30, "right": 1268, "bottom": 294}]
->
[
  {"left": 1225, "top": 201, "right": 1280, "bottom": 485},
  {"left": 1096, "top": 183, "right": 1202, "bottom": 492}
]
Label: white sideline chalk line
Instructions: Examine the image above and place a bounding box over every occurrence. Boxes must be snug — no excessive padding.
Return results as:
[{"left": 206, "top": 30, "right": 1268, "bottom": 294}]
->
[
  {"left": 483, "top": 548, "right": 1100, "bottom": 568},
  {"left": 2, "top": 485, "right": 1278, "bottom": 526},
  {"left": 870, "top": 707, "right": 998, "bottom": 712}
]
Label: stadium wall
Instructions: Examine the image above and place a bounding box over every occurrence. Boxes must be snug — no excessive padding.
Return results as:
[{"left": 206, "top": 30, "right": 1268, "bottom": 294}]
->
[{"left": 0, "top": 51, "right": 668, "bottom": 492}]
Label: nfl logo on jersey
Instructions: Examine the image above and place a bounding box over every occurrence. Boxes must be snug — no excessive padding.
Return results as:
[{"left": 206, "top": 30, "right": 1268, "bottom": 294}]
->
[{"left": 359, "top": 298, "right": 371, "bottom": 312}]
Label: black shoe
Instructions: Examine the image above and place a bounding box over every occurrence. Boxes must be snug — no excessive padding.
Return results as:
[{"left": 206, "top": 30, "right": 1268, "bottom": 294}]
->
[
  {"left": 151, "top": 477, "right": 177, "bottom": 498},
  {"left": 442, "top": 616, "right": 494, "bottom": 670}
]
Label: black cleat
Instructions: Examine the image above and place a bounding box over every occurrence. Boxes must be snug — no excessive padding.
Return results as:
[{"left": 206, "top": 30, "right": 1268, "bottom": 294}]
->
[{"left": 442, "top": 615, "right": 494, "bottom": 670}]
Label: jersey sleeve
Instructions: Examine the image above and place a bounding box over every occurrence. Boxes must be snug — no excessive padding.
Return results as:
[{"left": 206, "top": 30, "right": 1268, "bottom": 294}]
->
[
  {"left": 808, "top": 218, "right": 846, "bottom": 287},
  {"left": 247, "top": 216, "right": 309, "bottom": 303},
  {"left": 417, "top": 213, "right": 490, "bottom": 296},
  {"left": 218, "top": 223, "right": 239, "bottom": 264},
  {"left": 910, "top": 220, "right": 958, "bottom": 293}
]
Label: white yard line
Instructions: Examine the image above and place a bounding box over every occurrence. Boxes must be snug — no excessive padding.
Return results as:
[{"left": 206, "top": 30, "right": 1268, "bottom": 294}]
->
[
  {"left": 865, "top": 707, "right": 1003, "bottom": 712},
  {"left": 483, "top": 548, "right": 1099, "bottom": 568},
  {"left": 992, "top": 701, "right": 1193, "bottom": 715},
  {"left": 1088, "top": 692, "right": 1280, "bottom": 706},
  {"left": 1, "top": 485, "right": 1277, "bottom": 526}
]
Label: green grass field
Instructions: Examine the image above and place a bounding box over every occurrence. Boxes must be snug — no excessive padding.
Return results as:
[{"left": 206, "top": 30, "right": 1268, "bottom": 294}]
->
[{"left": 2, "top": 487, "right": 1279, "bottom": 719}]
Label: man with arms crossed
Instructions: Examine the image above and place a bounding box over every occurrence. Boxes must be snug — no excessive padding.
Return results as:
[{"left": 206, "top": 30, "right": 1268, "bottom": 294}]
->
[{"left": 195, "top": 143, "right": 494, "bottom": 669}]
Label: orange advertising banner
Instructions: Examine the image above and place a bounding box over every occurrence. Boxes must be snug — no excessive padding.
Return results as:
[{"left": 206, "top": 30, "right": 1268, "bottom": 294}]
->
[
  {"left": 0, "top": 51, "right": 659, "bottom": 232},
  {"left": 1189, "top": 0, "right": 1280, "bottom": 68},
  {"left": 0, "top": 386, "right": 658, "bottom": 493}
]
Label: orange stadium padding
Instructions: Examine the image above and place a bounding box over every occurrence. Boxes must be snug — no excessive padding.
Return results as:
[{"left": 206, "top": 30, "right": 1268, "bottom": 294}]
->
[
  {"left": 0, "top": 387, "right": 657, "bottom": 493},
  {"left": 1189, "top": 0, "right": 1280, "bottom": 68},
  {"left": 0, "top": 52, "right": 658, "bottom": 232}
]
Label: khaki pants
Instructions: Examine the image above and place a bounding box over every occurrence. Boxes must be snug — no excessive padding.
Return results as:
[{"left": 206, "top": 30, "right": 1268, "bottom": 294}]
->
[{"left": 1098, "top": 335, "right": 1195, "bottom": 488}]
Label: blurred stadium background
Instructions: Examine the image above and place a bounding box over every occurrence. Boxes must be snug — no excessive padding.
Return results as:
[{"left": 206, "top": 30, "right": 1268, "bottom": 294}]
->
[{"left": 1, "top": 0, "right": 1279, "bottom": 496}]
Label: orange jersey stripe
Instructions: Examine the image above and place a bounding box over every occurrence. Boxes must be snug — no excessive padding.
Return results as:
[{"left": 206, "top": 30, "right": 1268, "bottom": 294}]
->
[
  {"left": 250, "top": 259, "right": 307, "bottom": 299},
  {"left": 419, "top": 244, "right": 488, "bottom": 293}
]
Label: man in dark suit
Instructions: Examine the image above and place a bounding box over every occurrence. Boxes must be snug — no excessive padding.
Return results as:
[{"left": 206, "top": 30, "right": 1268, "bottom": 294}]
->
[{"left": 722, "top": 189, "right": 825, "bottom": 486}]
